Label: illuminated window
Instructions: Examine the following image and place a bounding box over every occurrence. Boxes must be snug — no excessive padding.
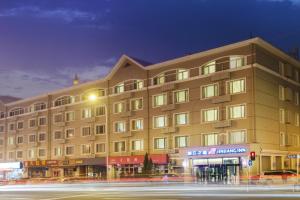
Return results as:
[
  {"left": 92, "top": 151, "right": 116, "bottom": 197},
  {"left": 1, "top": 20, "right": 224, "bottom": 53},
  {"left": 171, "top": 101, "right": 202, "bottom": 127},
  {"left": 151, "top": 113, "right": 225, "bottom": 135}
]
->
[
  {"left": 154, "top": 138, "right": 167, "bottom": 149},
  {"left": 95, "top": 143, "right": 105, "bottom": 153},
  {"left": 9, "top": 108, "right": 24, "bottom": 117},
  {"left": 95, "top": 106, "right": 106, "bottom": 116},
  {"left": 65, "top": 111, "right": 75, "bottom": 122},
  {"left": 114, "top": 102, "right": 124, "bottom": 114},
  {"left": 131, "top": 98, "right": 143, "bottom": 111},
  {"left": 114, "top": 121, "right": 126, "bottom": 133},
  {"left": 153, "top": 74, "right": 165, "bottom": 85},
  {"left": 174, "top": 89, "right": 189, "bottom": 103},
  {"left": 229, "top": 130, "right": 246, "bottom": 144},
  {"left": 280, "top": 132, "right": 285, "bottom": 146},
  {"left": 54, "top": 96, "right": 74, "bottom": 107},
  {"left": 228, "top": 79, "right": 245, "bottom": 94},
  {"left": 175, "top": 136, "right": 188, "bottom": 148},
  {"left": 133, "top": 80, "right": 144, "bottom": 90},
  {"left": 54, "top": 147, "right": 62, "bottom": 157},
  {"left": 65, "top": 129, "right": 75, "bottom": 138},
  {"left": 81, "top": 144, "right": 91, "bottom": 155},
  {"left": 230, "top": 56, "right": 244, "bottom": 68},
  {"left": 279, "top": 109, "right": 285, "bottom": 124},
  {"left": 82, "top": 108, "right": 92, "bottom": 119},
  {"left": 28, "top": 149, "right": 35, "bottom": 159},
  {"left": 131, "top": 119, "right": 143, "bottom": 131},
  {"left": 175, "top": 113, "right": 188, "bottom": 126},
  {"left": 202, "top": 61, "right": 216, "bottom": 75},
  {"left": 132, "top": 140, "right": 144, "bottom": 151},
  {"left": 153, "top": 115, "right": 167, "bottom": 128},
  {"left": 202, "top": 108, "right": 219, "bottom": 122},
  {"left": 228, "top": 104, "right": 245, "bottom": 119},
  {"left": 153, "top": 94, "right": 167, "bottom": 107},
  {"left": 114, "top": 83, "right": 124, "bottom": 94},
  {"left": 295, "top": 113, "right": 299, "bottom": 126},
  {"left": 114, "top": 141, "right": 125, "bottom": 152},
  {"left": 202, "top": 84, "right": 218, "bottom": 98},
  {"left": 177, "top": 69, "right": 189, "bottom": 80},
  {"left": 203, "top": 133, "right": 219, "bottom": 146}
]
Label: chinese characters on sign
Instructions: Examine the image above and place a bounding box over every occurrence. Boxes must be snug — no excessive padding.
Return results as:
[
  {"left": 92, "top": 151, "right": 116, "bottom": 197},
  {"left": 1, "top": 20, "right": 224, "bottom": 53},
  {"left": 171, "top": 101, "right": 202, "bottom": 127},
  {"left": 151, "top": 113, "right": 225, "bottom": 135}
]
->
[{"left": 187, "top": 148, "right": 247, "bottom": 156}]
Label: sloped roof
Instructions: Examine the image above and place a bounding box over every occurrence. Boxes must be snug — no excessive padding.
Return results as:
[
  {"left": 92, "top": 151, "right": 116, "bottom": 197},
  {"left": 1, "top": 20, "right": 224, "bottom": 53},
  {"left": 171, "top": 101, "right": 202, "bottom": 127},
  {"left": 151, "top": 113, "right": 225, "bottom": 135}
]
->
[{"left": 0, "top": 95, "right": 21, "bottom": 104}]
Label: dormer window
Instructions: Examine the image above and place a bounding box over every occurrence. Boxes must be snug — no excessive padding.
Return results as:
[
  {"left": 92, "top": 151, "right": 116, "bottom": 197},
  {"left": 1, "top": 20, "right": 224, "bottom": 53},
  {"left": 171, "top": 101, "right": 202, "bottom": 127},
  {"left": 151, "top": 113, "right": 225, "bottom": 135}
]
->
[
  {"left": 9, "top": 108, "right": 24, "bottom": 117},
  {"left": 81, "top": 89, "right": 106, "bottom": 101},
  {"left": 114, "top": 83, "right": 125, "bottom": 94},
  {"left": 177, "top": 69, "right": 189, "bottom": 80},
  {"left": 230, "top": 56, "right": 245, "bottom": 69},
  {"left": 202, "top": 61, "right": 216, "bottom": 75},
  {"left": 153, "top": 74, "right": 165, "bottom": 85},
  {"left": 54, "top": 96, "right": 75, "bottom": 107}
]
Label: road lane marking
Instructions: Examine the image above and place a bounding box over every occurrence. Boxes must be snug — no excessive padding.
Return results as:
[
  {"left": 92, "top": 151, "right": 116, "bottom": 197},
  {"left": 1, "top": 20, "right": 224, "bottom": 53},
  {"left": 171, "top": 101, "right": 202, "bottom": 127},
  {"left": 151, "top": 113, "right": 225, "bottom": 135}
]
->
[{"left": 41, "top": 194, "right": 89, "bottom": 200}]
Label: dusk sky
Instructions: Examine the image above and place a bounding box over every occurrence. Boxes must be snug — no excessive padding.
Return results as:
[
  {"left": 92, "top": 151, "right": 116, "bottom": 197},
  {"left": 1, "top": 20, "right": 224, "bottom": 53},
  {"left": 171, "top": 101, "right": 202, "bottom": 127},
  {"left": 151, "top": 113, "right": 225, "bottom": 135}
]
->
[{"left": 0, "top": 0, "right": 300, "bottom": 98}]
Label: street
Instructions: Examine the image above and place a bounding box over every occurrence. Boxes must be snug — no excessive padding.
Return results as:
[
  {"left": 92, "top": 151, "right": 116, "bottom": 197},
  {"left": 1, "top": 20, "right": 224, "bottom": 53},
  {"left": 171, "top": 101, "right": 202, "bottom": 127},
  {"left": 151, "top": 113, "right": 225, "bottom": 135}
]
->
[{"left": 1, "top": 182, "right": 300, "bottom": 200}]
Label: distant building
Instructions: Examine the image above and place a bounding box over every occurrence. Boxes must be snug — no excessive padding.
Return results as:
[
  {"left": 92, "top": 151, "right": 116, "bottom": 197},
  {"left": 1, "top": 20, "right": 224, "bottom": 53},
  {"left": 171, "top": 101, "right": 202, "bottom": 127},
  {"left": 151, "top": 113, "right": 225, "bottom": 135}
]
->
[{"left": 0, "top": 37, "right": 299, "bottom": 182}]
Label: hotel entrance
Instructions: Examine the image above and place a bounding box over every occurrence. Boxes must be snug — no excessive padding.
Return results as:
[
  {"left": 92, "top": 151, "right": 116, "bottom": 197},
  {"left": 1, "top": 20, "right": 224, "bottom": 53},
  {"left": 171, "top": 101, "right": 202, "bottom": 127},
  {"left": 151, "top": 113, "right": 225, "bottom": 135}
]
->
[{"left": 193, "top": 158, "right": 240, "bottom": 184}]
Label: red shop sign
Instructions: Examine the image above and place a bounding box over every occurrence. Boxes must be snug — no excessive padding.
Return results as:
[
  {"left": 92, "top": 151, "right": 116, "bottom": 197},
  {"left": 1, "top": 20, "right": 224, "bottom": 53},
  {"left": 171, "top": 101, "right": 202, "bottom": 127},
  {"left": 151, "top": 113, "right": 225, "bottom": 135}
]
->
[{"left": 108, "top": 154, "right": 168, "bottom": 165}]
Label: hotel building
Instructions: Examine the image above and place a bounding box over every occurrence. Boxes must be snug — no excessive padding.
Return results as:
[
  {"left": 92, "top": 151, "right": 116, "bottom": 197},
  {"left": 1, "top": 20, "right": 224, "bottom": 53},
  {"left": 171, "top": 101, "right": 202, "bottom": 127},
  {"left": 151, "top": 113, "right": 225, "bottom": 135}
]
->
[{"left": 0, "top": 37, "right": 300, "bottom": 182}]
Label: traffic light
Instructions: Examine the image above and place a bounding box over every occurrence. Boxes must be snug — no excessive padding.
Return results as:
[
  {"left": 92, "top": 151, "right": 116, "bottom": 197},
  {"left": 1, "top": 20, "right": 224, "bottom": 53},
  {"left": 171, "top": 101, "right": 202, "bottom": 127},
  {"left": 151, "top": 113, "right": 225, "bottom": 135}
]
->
[{"left": 250, "top": 151, "right": 256, "bottom": 161}]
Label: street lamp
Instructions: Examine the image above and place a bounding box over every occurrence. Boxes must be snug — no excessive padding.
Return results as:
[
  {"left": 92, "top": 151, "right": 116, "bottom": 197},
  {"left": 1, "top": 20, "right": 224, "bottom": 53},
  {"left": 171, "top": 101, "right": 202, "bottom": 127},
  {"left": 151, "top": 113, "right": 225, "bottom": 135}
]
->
[{"left": 88, "top": 94, "right": 97, "bottom": 102}]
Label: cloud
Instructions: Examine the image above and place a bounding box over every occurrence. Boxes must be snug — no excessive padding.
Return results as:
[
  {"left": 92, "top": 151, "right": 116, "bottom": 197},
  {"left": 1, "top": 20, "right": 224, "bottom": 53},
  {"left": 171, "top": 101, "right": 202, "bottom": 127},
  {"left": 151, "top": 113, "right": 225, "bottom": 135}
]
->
[
  {"left": 0, "top": 6, "right": 97, "bottom": 23},
  {"left": 259, "top": 0, "right": 300, "bottom": 4}
]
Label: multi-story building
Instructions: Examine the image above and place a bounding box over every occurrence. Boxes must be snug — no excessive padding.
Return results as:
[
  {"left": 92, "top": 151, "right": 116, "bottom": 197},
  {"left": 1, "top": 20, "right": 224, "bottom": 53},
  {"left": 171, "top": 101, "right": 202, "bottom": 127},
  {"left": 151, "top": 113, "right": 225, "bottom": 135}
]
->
[{"left": 0, "top": 37, "right": 299, "bottom": 182}]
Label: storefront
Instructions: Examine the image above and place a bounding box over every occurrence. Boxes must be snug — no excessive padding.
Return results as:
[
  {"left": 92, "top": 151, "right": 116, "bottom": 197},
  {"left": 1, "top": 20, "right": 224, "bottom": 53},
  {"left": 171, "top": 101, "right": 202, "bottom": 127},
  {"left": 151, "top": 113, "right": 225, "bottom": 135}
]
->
[
  {"left": 108, "top": 154, "right": 168, "bottom": 178},
  {"left": 24, "top": 160, "right": 59, "bottom": 178},
  {"left": 177, "top": 144, "right": 250, "bottom": 184},
  {"left": 0, "top": 162, "right": 23, "bottom": 180}
]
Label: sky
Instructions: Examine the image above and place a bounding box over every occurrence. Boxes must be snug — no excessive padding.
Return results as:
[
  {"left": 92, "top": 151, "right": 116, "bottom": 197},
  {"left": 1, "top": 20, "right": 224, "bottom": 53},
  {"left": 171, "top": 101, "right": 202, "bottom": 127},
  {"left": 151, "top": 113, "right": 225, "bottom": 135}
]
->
[{"left": 0, "top": 0, "right": 300, "bottom": 98}]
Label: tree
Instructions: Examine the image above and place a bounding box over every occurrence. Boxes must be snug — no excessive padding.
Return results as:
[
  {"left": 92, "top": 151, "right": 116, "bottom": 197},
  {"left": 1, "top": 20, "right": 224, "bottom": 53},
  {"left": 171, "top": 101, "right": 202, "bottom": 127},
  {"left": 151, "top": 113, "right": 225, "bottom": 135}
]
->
[{"left": 143, "top": 153, "right": 153, "bottom": 174}]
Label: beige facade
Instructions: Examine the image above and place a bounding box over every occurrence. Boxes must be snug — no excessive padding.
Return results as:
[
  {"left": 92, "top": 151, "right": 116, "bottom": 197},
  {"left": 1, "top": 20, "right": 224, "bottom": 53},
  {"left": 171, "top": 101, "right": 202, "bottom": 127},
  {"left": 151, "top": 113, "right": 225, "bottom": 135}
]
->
[{"left": 0, "top": 37, "right": 300, "bottom": 180}]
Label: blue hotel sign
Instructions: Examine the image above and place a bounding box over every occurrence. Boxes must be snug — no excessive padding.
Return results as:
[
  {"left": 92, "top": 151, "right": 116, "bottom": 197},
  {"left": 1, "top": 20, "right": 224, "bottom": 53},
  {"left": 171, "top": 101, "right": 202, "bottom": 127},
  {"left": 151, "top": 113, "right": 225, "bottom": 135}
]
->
[{"left": 187, "top": 147, "right": 247, "bottom": 156}]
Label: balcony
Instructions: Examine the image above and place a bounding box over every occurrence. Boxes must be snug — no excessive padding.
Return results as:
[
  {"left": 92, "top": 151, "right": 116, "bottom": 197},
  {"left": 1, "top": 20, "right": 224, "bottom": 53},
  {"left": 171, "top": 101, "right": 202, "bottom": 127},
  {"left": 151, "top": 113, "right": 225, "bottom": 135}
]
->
[
  {"left": 161, "top": 83, "right": 176, "bottom": 92},
  {"left": 213, "top": 120, "right": 231, "bottom": 128},
  {"left": 160, "top": 127, "right": 177, "bottom": 134},
  {"left": 210, "top": 71, "right": 230, "bottom": 81},
  {"left": 120, "top": 92, "right": 133, "bottom": 100},
  {"left": 160, "top": 104, "right": 176, "bottom": 112},
  {"left": 121, "top": 111, "right": 134, "bottom": 118},
  {"left": 211, "top": 95, "right": 231, "bottom": 104}
]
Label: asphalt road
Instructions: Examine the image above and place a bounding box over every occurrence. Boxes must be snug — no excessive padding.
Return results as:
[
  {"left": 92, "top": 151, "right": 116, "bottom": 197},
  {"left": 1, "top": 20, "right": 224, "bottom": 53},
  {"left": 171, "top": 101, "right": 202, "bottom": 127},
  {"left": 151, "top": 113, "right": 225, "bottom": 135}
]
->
[{"left": 1, "top": 182, "right": 300, "bottom": 200}]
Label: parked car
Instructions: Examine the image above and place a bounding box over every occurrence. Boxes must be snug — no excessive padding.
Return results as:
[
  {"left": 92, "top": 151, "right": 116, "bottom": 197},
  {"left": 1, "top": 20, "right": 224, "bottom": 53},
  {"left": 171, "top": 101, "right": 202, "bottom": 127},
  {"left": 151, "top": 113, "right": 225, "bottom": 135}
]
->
[{"left": 259, "top": 170, "right": 298, "bottom": 185}]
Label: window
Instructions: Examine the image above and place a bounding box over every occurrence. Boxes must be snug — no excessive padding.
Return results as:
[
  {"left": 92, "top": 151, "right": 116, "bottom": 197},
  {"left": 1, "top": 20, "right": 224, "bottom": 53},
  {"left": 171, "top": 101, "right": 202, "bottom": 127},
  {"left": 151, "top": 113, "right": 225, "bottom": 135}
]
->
[
  {"left": 202, "top": 61, "right": 216, "bottom": 75},
  {"left": 202, "top": 108, "right": 219, "bottom": 122},
  {"left": 153, "top": 115, "right": 168, "bottom": 128},
  {"left": 16, "top": 151, "right": 23, "bottom": 159},
  {"left": 95, "top": 124, "right": 105, "bottom": 135},
  {"left": 228, "top": 104, "right": 245, "bottom": 119},
  {"left": 175, "top": 113, "right": 189, "bottom": 126},
  {"left": 131, "top": 119, "right": 143, "bottom": 131},
  {"left": 54, "top": 114, "right": 63, "bottom": 123},
  {"left": 132, "top": 140, "right": 144, "bottom": 151},
  {"left": 114, "top": 121, "right": 126, "bottom": 133},
  {"left": 295, "top": 92, "right": 299, "bottom": 105},
  {"left": 95, "top": 106, "right": 106, "bottom": 116},
  {"left": 295, "top": 113, "right": 299, "bottom": 126},
  {"left": 229, "top": 130, "right": 246, "bottom": 144},
  {"left": 54, "top": 131, "right": 63, "bottom": 140},
  {"left": 29, "top": 134, "right": 36, "bottom": 143},
  {"left": 65, "top": 112, "right": 75, "bottom": 122},
  {"left": 153, "top": 74, "right": 165, "bottom": 85},
  {"left": 17, "top": 136, "right": 23, "bottom": 144},
  {"left": 38, "top": 117, "right": 47, "bottom": 126},
  {"left": 115, "top": 83, "right": 124, "bottom": 94},
  {"left": 54, "top": 147, "right": 62, "bottom": 157},
  {"left": 65, "top": 129, "right": 75, "bottom": 138},
  {"left": 9, "top": 108, "right": 24, "bottom": 117},
  {"left": 0, "top": 125, "right": 4, "bottom": 133},
  {"left": 8, "top": 136, "right": 14, "bottom": 145},
  {"left": 29, "top": 119, "right": 36, "bottom": 128},
  {"left": 82, "top": 108, "right": 92, "bottom": 119},
  {"left": 154, "top": 138, "right": 167, "bottom": 149},
  {"left": 114, "top": 102, "right": 124, "bottom": 114},
  {"left": 9, "top": 123, "right": 15, "bottom": 131},
  {"left": 54, "top": 96, "right": 74, "bottom": 107},
  {"left": 228, "top": 79, "right": 245, "bottom": 94},
  {"left": 175, "top": 136, "right": 188, "bottom": 148},
  {"left": 153, "top": 94, "right": 167, "bottom": 107},
  {"left": 279, "top": 109, "right": 285, "bottom": 124},
  {"left": 279, "top": 85, "right": 285, "bottom": 100},
  {"left": 31, "top": 102, "right": 46, "bottom": 112},
  {"left": 65, "top": 146, "right": 74, "bottom": 155},
  {"left": 177, "top": 69, "right": 189, "bottom": 80},
  {"left": 295, "top": 70, "right": 299, "bottom": 82},
  {"left": 82, "top": 127, "right": 91, "bottom": 136},
  {"left": 133, "top": 80, "right": 144, "bottom": 90},
  {"left": 174, "top": 89, "right": 189, "bottom": 103},
  {"left": 0, "top": 112, "right": 5, "bottom": 119},
  {"left": 201, "top": 84, "right": 218, "bottom": 99},
  {"left": 81, "top": 89, "right": 105, "bottom": 101},
  {"left": 230, "top": 56, "right": 244, "bottom": 68},
  {"left": 95, "top": 143, "right": 105, "bottom": 153},
  {"left": 203, "top": 133, "right": 219, "bottom": 146},
  {"left": 17, "top": 121, "right": 23, "bottom": 129},
  {"left": 8, "top": 152, "right": 15, "bottom": 160},
  {"left": 279, "top": 62, "right": 285, "bottom": 75},
  {"left": 38, "top": 149, "right": 46, "bottom": 157},
  {"left": 38, "top": 133, "right": 46, "bottom": 142},
  {"left": 280, "top": 132, "right": 285, "bottom": 146},
  {"left": 114, "top": 141, "right": 125, "bottom": 152},
  {"left": 28, "top": 149, "right": 35, "bottom": 159},
  {"left": 81, "top": 144, "right": 91, "bottom": 155},
  {"left": 291, "top": 135, "right": 299, "bottom": 146},
  {"left": 131, "top": 98, "right": 143, "bottom": 111}
]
